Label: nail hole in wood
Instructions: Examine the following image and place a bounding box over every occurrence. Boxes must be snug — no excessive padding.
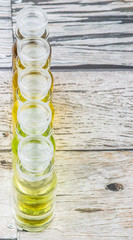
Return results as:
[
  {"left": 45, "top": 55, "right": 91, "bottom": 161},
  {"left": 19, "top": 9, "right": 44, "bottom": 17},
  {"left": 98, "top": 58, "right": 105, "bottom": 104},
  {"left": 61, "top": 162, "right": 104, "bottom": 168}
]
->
[
  {"left": 3, "top": 132, "right": 9, "bottom": 137},
  {"left": 106, "top": 183, "right": 124, "bottom": 191}
]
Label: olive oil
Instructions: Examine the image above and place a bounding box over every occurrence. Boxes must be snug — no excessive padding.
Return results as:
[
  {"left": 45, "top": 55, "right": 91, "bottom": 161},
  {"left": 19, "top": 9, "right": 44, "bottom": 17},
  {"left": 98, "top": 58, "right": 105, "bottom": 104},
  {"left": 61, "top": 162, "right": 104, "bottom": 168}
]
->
[
  {"left": 13, "top": 171, "right": 57, "bottom": 232},
  {"left": 12, "top": 7, "right": 57, "bottom": 232},
  {"left": 13, "top": 136, "right": 57, "bottom": 232}
]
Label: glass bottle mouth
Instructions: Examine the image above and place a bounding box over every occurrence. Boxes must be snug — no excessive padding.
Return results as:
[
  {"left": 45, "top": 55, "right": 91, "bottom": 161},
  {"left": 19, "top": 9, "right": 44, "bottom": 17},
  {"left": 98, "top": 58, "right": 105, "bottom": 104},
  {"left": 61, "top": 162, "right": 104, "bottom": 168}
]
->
[
  {"left": 18, "top": 69, "right": 52, "bottom": 100},
  {"left": 17, "top": 100, "right": 52, "bottom": 135},
  {"left": 18, "top": 135, "right": 54, "bottom": 173},
  {"left": 16, "top": 7, "right": 48, "bottom": 38},
  {"left": 18, "top": 38, "right": 50, "bottom": 67}
]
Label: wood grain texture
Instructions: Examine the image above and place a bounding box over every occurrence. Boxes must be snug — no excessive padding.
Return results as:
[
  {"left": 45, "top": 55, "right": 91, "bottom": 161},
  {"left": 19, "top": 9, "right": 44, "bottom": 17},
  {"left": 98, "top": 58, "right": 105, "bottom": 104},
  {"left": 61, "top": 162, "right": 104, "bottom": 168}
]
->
[
  {"left": 53, "top": 71, "right": 133, "bottom": 150},
  {"left": 12, "top": 0, "right": 133, "bottom": 68},
  {"left": 17, "top": 150, "right": 133, "bottom": 239},
  {"left": 0, "top": 71, "right": 12, "bottom": 150},
  {"left": 0, "top": 152, "right": 17, "bottom": 239},
  {"left": 0, "top": 0, "right": 131, "bottom": 239},
  {"left": 0, "top": 0, "right": 12, "bottom": 68}
]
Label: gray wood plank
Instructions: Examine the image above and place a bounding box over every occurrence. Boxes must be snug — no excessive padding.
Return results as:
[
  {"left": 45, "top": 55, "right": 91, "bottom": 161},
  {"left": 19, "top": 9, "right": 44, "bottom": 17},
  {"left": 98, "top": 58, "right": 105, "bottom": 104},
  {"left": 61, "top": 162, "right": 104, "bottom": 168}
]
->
[
  {"left": 17, "top": 150, "right": 133, "bottom": 239},
  {"left": 53, "top": 71, "right": 133, "bottom": 150},
  {"left": 0, "top": 1, "right": 12, "bottom": 68},
  {"left": 0, "top": 151, "right": 17, "bottom": 239},
  {"left": 12, "top": 0, "right": 133, "bottom": 69},
  {"left": 0, "top": 71, "right": 12, "bottom": 150}
]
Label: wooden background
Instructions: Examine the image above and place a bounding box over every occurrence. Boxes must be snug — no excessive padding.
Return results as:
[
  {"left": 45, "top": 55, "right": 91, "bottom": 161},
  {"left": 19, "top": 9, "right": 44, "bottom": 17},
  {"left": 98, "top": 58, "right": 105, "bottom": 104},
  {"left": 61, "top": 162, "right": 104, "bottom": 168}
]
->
[{"left": 0, "top": 0, "right": 133, "bottom": 239}]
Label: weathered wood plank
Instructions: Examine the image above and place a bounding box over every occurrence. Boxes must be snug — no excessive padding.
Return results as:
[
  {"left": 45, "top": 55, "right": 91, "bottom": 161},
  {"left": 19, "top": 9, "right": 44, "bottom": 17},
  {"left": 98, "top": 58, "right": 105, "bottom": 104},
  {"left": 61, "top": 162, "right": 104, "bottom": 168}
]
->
[
  {"left": 12, "top": 0, "right": 133, "bottom": 68},
  {"left": 53, "top": 71, "right": 133, "bottom": 150},
  {"left": 0, "top": 151, "right": 17, "bottom": 239},
  {"left": 1, "top": 70, "right": 133, "bottom": 151},
  {"left": 0, "top": 1, "right": 12, "bottom": 68},
  {"left": 0, "top": 71, "right": 12, "bottom": 150},
  {"left": 17, "top": 150, "right": 133, "bottom": 239}
]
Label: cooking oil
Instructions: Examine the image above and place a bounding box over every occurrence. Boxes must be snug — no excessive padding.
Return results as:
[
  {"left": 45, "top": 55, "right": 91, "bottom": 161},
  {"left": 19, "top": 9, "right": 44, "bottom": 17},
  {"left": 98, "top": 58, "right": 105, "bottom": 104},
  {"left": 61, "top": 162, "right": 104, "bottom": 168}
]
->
[{"left": 13, "top": 136, "right": 57, "bottom": 232}]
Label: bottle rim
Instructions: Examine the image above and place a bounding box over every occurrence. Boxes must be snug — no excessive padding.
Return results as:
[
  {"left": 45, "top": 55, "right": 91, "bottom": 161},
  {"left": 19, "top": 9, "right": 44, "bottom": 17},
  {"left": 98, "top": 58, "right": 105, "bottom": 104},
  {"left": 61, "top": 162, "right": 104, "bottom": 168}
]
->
[
  {"left": 18, "top": 135, "right": 54, "bottom": 174},
  {"left": 16, "top": 7, "right": 48, "bottom": 38},
  {"left": 17, "top": 100, "right": 52, "bottom": 135},
  {"left": 18, "top": 69, "right": 52, "bottom": 100},
  {"left": 18, "top": 37, "right": 50, "bottom": 64}
]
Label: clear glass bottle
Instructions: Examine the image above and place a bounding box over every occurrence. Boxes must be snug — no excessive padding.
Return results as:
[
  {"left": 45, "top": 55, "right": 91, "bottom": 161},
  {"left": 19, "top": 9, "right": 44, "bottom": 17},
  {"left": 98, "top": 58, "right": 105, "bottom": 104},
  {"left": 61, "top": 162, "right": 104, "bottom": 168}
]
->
[
  {"left": 12, "top": 82, "right": 54, "bottom": 133},
  {"left": 12, "top": 68, "right": 53, "bottom": 102},
  {"left": 12, "top": 7, "right": 49, "bottom": 72},
  {"left": 12, "top": 101, "right": 55, "bottom": 162},
  {"left": 16, "top": 38, "right": 51, "bottom": 73},
  {"left": 13, "top": 135, "right": 57, "bottom": 232},
  {"left": 12, "top": 99, "right": 54, "bottom": 134},
  {"left": 12, "top": 69, "right": 54, "bottom": 102}
]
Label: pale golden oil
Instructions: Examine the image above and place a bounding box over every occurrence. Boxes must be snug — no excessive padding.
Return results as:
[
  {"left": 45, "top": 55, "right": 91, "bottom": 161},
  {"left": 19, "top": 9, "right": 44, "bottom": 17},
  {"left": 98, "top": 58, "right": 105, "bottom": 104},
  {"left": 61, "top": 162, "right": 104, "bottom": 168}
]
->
[
  {"left": 13, "top": 170, "right": 57, "bottom": 231},
  {"left": 16, "top": 53, "right": 51, "bottom": 72}
]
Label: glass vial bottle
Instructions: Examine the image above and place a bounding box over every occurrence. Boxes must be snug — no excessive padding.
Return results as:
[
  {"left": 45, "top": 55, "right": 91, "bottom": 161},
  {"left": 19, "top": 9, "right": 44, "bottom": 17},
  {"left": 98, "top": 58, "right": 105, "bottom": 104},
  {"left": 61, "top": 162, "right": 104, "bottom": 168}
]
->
[
  {"left": 12, "top": 101, "right": 55, "bottom": 163},
  {"left": 12, "top": 7, "right": 49, "bottom": 72},
  {"left": 12, "top": 83, "right": 54, "bottom": 132},
  {"left": 13, "top": 136, "right": 57, "bottom": 232},
  {"left": 16, "top": 38, "right": 51, "bottom": 73},
  {"left": 12, "top": 99, "right": 54, "bottom": 134},
  {"left": 13, "top": 68, "right": 53, "bottom": 102},
  {"left": 12, "top": 69, "right": 54, "bottom": 102}
]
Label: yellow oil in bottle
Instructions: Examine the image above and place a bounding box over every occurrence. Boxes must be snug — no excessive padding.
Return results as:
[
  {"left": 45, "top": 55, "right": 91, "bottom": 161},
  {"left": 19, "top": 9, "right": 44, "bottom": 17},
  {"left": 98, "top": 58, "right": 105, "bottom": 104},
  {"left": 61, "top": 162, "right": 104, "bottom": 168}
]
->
[
  {"left": 13, "top": 169, "right": 57, "bottom": 232},
  {"left": 13, "top": 135, "right": 57, "bottom": 232},
  {"left": 16, "top": 53, "right": 51, "bottom": 72}
]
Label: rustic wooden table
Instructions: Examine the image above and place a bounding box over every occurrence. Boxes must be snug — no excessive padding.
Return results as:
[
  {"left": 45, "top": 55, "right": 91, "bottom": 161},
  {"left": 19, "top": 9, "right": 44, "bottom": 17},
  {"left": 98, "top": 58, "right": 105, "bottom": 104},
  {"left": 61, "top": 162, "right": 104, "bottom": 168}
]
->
[{"left": 0, "top": 0, "right": 133, "bottom": 239}]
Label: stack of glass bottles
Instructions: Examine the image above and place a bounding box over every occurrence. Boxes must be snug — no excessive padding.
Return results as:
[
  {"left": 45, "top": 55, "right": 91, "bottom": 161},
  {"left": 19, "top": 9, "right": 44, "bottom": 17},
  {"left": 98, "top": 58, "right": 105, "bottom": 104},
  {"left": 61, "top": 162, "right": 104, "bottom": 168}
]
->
[{"left": 12, "top": 7, "right": 57, "bottom": 232}]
